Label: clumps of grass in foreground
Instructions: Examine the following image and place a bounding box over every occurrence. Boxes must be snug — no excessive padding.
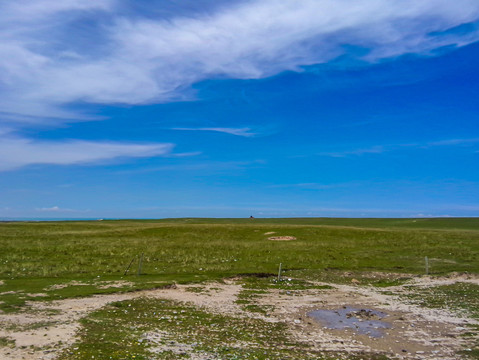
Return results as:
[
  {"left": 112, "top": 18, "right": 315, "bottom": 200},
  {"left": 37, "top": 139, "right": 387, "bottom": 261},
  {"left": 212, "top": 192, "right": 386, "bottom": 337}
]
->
[
  {"left": 459, "top": 324, "right": 479, "bottom": 360},
  {"left": 239, "top": 274, "right": 333, "bottom": 291},
  {"left": 289, "top": 268, "right": 415, "bottom": 287},
  {"left": 401, "top": 282, "right": 479, "bottom": 318},
  {"left": 400, "top": 282, "right": 479, "bottom": 359},
  {"left": 2, "top": 320, "right": 59, "bottom": 332},
  {"left": 59, "top": 297, "right": 330, "bottom": 360},
  {"left": 371, "top": 277, "right": 412, "bottom": 288},
  {"left": 235, "top": 275, "right": 332, "bottom": 315},
  {"left": 235, "top": 288, "right": 273, "bottom": 315},
  {"left": 0, "top": 336, "right": 15, "bottom": 348},
  {"left": 0, "top": 274, "right": 206, "bottom": 313}
]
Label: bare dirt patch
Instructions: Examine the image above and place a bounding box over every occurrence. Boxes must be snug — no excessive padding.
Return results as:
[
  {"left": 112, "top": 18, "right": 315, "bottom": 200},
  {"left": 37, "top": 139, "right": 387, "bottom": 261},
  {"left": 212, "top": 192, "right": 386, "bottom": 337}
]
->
[
  {"left": 0, "top": 291, "right": 18, "bottom": 296},
  {"left": 44, "top": 281, "right": 90, "bottom": 291},
  {"left": 25, "top": 293, "right": 48, "bottom": 298},
  {"left": 258, "top": 280, "right": 476, "bottom": 359},
  {"left": 0, "top": 275, "right": 477, "bottom": 360},
  {"left": 44, "top": 280, "right": 133, "bottom": 292},
  {"left": 96, "top": 280, "right": 134, "bottom": 289},
  {"left": 268, "top": 236, "right": 297, "bottom": 241},
  {"left": 408, "top": 272, "right": 479, "bottom": 287}
]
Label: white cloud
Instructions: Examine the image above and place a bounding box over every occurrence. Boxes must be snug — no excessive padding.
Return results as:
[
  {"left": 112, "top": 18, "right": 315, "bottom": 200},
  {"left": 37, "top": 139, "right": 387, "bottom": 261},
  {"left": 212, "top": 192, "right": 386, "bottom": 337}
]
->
[
  {"left": 427, "top": 138, "right": 479, "bottom": 146},
  {"left": 320, "top": 146, "right": 385, "bottom": 157},
  {"left": 36, "top": 206, "right": 61, "bottom": 212},
  {"left": 1, "top": 0, "right": 112, "bottom": 22},
  {"left": 35, "top": 205, "right": 90, "bottom": 213},
  {"left": 164, "top": 151, "right": 202, "bottom": 158},
  {"left": 171, "top": 127, "right": 256, "bottom": 137},
  {"left": 0, "top": 135, "right": 174, "bottom": 171},
  {"left": 317, "top": 137, "right": 479, "bottom": 158},
  {"left": 270, "top": 182, "right": 349, "bottom": 190},
  {"left": 1, "top": 0, "right": 479, "bottom": 121}
]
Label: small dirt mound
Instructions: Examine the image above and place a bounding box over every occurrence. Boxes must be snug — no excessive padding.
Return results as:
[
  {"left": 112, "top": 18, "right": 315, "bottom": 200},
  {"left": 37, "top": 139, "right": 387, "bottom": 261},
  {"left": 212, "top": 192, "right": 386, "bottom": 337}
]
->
[{"left": 268, "top": 236, "right": 296, "bottom": 241}]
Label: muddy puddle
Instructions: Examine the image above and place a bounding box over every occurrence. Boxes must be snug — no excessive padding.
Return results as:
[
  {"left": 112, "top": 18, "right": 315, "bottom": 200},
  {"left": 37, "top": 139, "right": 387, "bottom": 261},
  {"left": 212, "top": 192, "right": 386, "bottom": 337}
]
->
[{"left": 308, "top": 307, "right": 391, "bottom": 338}]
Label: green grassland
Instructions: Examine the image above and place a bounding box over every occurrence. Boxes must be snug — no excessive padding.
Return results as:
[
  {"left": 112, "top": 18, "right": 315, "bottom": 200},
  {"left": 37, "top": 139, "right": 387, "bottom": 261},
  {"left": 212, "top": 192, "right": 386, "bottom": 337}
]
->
[
  {"left": 1, "top": 218, "right": 479, "bottom": 359},
  {"left": 158, "top": 217, "right": 479, "bottom": 230},
  {"left": 0, "top": 218, "right": 478, "bottom": 311}
]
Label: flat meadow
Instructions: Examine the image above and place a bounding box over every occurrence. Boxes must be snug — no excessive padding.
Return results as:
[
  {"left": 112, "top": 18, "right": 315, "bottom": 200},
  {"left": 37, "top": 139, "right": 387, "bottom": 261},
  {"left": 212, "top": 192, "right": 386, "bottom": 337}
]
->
[{"left": 0, "top": 218, "right": 478, "bottom": 359}]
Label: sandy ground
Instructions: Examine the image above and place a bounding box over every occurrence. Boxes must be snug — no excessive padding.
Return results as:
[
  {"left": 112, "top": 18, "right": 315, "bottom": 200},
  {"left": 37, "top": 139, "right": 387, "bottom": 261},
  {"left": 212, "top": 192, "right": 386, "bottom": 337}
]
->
[{"left": 0, "top": 274, "right": 478, "bottom": 360}]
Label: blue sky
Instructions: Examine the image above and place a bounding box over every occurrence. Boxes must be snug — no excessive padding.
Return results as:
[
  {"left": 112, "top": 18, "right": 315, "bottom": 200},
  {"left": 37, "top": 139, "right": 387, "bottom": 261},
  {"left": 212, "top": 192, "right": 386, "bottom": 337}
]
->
[{"left": 1, "top": 0, "right": 479, "bottom": 219}]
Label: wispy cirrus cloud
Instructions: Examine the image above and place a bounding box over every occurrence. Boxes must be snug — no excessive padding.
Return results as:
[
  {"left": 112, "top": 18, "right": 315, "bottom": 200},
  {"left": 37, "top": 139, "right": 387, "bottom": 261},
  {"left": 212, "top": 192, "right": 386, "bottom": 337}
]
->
[
  {"left": 269, "top": 182, "right": 353, "bottom": 190},
  {"left": 35, "top": 205, "right": 90, "bottom": 213},
  {"left": 0, "top": 134, "right": 174, "bottom": 171},
  {"left": 427, "top": 138, "right": 479, "bottom": 146},
  {"left": 115, "top": 159, "right": 266, "bottom": 174},
  {"left": 36, "top": 206, "right": 67, "bottom": 212},
  {"left": 318, "top": 137, "right": 479, "bottom": 158},
  {"left": 37, "top": 206, "right": 61, "bottom": 212},
  {"left": 171, "top": 127, "right": 256, "bottom": 137},
  {"left": 320, "top": 146, "right": 386, "bottom": 158},
  {"left": 1, "top": 0, "right": 479, "bottom": 122}
]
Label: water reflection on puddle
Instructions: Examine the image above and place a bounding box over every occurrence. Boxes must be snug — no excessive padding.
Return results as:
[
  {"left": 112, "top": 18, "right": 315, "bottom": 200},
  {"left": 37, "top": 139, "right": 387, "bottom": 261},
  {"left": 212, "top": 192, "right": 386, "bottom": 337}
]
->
[{"left": 308, "top": 307, "right": 391, "bottom": 338}]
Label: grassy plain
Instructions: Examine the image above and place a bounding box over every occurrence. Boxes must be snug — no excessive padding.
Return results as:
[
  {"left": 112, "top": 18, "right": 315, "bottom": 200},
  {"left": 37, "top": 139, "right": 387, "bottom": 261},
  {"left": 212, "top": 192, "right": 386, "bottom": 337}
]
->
[
  {"left": 0, "top": 217, "right": 478, "bottom": 311},
  {"left": 0, "top": 218, "right": 478, "bottom": 359}
]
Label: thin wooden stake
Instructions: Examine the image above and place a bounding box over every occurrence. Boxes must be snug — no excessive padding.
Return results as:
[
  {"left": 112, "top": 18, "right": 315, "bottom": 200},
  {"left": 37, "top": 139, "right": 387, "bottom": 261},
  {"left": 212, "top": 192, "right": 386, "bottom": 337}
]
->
[
  {"left": 277, "top": 263, "right": 282, "bottom": 282},
  {"left": 425, "top": 256, "right": 429, "bottom": 275},
  {"left": 138, "top": 253, "right": 144, "bottom": 276},
  {"left": 124, "top": 256, "right": 136, "bottom": 276}
]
